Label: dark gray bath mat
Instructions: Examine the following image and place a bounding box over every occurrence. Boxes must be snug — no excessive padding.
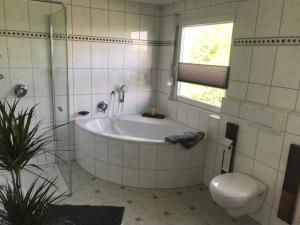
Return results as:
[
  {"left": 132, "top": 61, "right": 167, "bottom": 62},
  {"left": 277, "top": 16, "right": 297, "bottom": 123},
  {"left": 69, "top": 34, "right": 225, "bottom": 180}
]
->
[{"left": 48, "top": 205, "right": 125, "bottom": 225}]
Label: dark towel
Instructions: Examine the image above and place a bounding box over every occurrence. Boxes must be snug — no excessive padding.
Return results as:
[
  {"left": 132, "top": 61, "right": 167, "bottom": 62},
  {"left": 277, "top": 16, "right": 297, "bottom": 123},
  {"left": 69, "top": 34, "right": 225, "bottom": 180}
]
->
[{"left": 165, "top": 131, "right": 205, "bottom": 149}]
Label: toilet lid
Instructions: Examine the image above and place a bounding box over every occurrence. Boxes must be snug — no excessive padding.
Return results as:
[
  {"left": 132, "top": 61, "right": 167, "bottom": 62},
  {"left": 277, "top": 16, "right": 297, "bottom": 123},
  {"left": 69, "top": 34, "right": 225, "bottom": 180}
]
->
[{"left": 210, "top": 173, "right": 260, "bottom": 199}]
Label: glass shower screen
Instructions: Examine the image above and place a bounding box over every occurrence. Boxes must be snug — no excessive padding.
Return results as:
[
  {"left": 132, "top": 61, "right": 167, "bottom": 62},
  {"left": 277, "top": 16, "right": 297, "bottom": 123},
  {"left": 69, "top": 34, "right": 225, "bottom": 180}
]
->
[{"left": 50, "top": 4, "right": 72, "bottom": 193}]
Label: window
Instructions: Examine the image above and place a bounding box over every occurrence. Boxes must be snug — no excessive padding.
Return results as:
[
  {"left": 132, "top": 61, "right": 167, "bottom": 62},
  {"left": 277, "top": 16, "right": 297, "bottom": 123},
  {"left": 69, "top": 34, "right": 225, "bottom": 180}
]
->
[{"left": 176, "top": 22, "right": 233, "bottom": 109}]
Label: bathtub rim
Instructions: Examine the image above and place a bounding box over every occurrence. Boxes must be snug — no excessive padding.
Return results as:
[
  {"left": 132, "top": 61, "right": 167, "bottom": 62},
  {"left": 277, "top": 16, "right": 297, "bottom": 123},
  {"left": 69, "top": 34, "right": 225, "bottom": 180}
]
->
[{"left": 75, "top": 114, "right": 200, "bottom": 144}]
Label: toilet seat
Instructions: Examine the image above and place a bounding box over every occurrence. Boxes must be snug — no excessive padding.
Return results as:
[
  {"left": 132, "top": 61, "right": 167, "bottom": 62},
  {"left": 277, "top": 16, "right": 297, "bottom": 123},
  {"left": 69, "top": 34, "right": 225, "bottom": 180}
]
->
[{"left": 209, "top": 173, "right": 261, "bottom": 200}]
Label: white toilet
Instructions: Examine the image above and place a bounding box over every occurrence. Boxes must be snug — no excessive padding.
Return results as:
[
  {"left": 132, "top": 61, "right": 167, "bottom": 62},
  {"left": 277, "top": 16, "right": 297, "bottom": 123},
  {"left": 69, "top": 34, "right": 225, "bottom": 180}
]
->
[{"left": 209, "top": 172, "right": 267, "bottom": 217}]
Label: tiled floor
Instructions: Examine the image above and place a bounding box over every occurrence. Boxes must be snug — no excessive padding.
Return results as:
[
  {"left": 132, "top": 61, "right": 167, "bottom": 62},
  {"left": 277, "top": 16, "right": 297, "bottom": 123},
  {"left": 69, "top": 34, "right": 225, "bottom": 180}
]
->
[{"left": 62, "top": 162, "right": 260, "bottom": 225}]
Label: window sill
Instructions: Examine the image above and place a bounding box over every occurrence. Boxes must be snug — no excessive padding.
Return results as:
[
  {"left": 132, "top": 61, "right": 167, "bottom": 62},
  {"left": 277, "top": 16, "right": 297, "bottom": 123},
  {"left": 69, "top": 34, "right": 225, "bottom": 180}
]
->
[{"left": 176, "top": 95, "right": 221, "bottom": 114}]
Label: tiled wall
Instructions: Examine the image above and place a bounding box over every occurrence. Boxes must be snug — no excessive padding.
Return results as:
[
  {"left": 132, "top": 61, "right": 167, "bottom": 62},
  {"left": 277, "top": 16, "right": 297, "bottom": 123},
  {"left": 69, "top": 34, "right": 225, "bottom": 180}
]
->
[
  {"left": 213, "top": 1, "right": 300, "bottom": 225},
  {"left": 223, "top": 0, "right": 300, "bottom": 224},
  {"left": 0, "top": 0, "right": 163, "bottom": 160},
  {"left": 67, "top": 0, "right": 162, "bottom": 120},
  {"left": 155, "top": 0, "right": 300, "bottom": 225}
]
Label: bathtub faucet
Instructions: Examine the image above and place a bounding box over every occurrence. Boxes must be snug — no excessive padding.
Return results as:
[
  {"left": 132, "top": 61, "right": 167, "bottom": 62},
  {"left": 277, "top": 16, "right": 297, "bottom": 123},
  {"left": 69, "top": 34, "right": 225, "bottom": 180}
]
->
[
  {"left": 97, "top": 101, "right": 108, "bottom": 113},
  {"left": 119, "top": 85, "right": 129, "bottom": 103}
]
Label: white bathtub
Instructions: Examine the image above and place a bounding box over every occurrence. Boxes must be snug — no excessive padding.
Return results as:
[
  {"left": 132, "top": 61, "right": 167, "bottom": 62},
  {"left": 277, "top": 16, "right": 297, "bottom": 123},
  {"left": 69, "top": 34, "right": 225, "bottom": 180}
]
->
[{"left": 75, "top": 115, "right": 205, "bottom": 189}]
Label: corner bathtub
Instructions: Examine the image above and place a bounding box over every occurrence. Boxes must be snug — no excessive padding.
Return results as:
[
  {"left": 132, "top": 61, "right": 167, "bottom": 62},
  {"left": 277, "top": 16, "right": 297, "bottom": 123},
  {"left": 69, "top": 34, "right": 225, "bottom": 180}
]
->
[{"left": 75, "top": 115, "right": 205, "bottom": 189}]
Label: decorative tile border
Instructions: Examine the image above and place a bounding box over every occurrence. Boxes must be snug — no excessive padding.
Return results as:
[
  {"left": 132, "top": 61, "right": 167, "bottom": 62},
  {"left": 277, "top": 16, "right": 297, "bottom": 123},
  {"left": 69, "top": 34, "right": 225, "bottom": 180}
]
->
[
  {"left": 0, "top": 30, "right": 50, "bottom": 39},
  {"left": 234, "top": 36, "right": 300, "bottom": 46},
  {"left": 0, "top": 29, "right": 175, "bottom": 46}
]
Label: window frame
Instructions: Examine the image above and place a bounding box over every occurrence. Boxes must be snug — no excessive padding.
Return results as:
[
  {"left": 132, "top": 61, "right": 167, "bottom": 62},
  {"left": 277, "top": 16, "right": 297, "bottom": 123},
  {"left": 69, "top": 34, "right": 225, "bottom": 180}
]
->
[{"left": 174, "top": 15, "right": 235, "bottom": 113}]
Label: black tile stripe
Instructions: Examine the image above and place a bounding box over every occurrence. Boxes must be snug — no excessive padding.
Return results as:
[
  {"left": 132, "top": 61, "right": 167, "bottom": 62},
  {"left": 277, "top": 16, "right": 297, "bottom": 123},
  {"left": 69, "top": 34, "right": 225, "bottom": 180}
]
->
[
  {"left": 234, "top": 36, "right": 300, "bottom": 46},
  {"left": 0, "top": 29, "right": 175, "bottom": 46}
]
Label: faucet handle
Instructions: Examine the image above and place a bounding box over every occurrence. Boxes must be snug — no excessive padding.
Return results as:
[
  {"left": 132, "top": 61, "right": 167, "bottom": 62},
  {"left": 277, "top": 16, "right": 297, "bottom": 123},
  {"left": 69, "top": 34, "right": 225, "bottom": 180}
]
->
[{"left": 97, "top": 101, "right": 108, "bottom": 113}]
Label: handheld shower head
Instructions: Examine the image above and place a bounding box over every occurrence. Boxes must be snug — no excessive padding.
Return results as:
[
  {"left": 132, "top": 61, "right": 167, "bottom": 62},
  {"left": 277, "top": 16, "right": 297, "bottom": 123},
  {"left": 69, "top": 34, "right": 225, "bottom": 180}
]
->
[
  {"left": 120, "top": 85, "right": 129, "bottom": 93},
  {"left": 119, "top": 85, "right": 128, "bottom": 103}
]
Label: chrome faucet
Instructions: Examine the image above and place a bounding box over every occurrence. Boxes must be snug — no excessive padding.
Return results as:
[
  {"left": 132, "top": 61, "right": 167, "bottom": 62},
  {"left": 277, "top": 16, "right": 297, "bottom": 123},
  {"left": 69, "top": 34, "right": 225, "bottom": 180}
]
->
[
  {"left": 97, "top": 101, "right": 108, "bottom": 113},
  {"left": 119, "top": 85, "right": 128, "bottom": 103}
]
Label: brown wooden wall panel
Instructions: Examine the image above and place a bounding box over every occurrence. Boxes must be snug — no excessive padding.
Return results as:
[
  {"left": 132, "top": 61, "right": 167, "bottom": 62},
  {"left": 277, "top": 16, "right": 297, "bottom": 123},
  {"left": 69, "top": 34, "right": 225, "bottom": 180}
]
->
[{"left": 278, "top": 144, "right": 300, "bottom": 224}]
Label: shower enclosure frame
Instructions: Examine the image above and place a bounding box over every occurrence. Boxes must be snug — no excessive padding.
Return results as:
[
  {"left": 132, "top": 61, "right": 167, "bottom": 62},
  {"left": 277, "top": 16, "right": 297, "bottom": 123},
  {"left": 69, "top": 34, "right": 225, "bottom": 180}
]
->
[{"left": 31, "top": 0, "right": 72, "bottom": 194}]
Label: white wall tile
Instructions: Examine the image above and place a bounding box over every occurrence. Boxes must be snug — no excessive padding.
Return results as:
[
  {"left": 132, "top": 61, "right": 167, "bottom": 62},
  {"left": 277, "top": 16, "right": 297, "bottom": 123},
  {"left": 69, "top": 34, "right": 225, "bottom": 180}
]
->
[
  {"left": 72, "top": 6, "right": 91, "bottom": 35},
  {"left": 227, "top": 81, "right": 247, "bottom": 100},
  {"left": 252, "top": 161, "right": 277, "bottom": 206},
  {"left": 157, "top": 144, "right": 174, "bottom": 170},
  {"left": 286, "top": 113, "right": 300, "bottom": 136},
  {"left": 177, "top": 104, "right": 188, "bottom": 124},
  {"left": 0, "top": 0, "right": 5, "bottom": 29},
  {"left": 205, "top": 139, "right": 217, "bottom": 170},
  {"left": 91, "top": 42, "right": 109, "bottom": 69},
  {"left": 91, "top": 9, "right": 108, "bottom": 36},
  {"left": 269, "top": 87, "right": 297, "bottom": 110},
  {"left": 108, "top": 140, "right": 123, "bottom": 166},
  {"left": 233, "top": 152, "right": 254, "bottom": 175},
  {"left": 31, "top": 39, "right": 50, "bottom": 69},
  {"left": 124, "top": 45, "right": 139, "bottom": 69},
  {"left": 122, "top": 167, "right": 138, "bottom": 186},
  {"left": 0, "top": 37, "right": 8, "bottom": 68},
  {"left": 109, "top": 0, "right": 125, "bottom": 12},
  {"left": 197, "top": 0, "right": 210, "bottom": 8},
  {"left": 246, "top": 83, "right": 270, "bottom": 105},
  {"left": 33, "top": 69, "right": 51, "bottom": 96},
  {"left": 156, "top": 170, "right": 173, "bottom": 188},
  {"left": 73, "top": 69, "right": 92, "bottom": 95},
  {"left": 107, "top": 164, "right": 122, "bottom": 184},
  {"left": 249, "top": 46, "right": 276, "bottom": 85},
  {"left": 174, "top": 145, "right": 191, "bottom": 169},
  {"left": 109, "top": 44, "right": 124, "bottom": 69},
  {"left": 138, "top": 69, "right": 152, "bottom": 92},
  {"left": 95, "top": 160, "right": 107, "bottom": 179},
  {"left": 185, "top": 0, "right": 197, "bottom": 11},
  {"left": 7, "top": 38, "right": 32, "bottom": 68},
  {"left": 109, "top": 69, "right": 123, "bottom": 91},
  {"left": 72, "top": 0, "right": 91, "bottom": 7},
  {"left": 233, "top": 0, "right": 259, "bottom": 38},
  {"left": 125, "top": 2, "right": 140, "bottom": 14},
  {"left": 139, "top": 169, "right": 155, "bottom": 188},
  {"left": 139, "top": 45, "right": 153, "bottom": 69},
  {"left": 229, "top": 46, "right": 252, "bottom": 82},
  {"left": 280, "top": 0, "right": 300, "bottom": 36},
  {"left": 236, "top": 119, "right": 258, "bottom": 158},
  {"left": 109, "top": 11, "right": 125, "bottom": 38},
  {"left": 139, "top": 144, "right": 157, "bottom": 169},
  {"left": 137, "top": 91, "right": 151, "bottom": 113},
  {"left": 124, "top": 13, "right": 140, "bottom": 39},
  {"left": 255, "top": 130, "right": 284, "bottom": 169},
  {"left": 91, "top": 0, "right": 108, "bottom": 9},
  {"left": 140, "top": 15, "right": 154, "bottom": 40},
  {"left": 73, "top": 41, "right": 91, "bottom": 68},
  {"left": 173, "top": 169, "right": 188, "bottom": 187},
  {"left": 188, "top": 167, "right": 203, "bottom": 186},
  {"left": 92, "top": 69, "right": 109, "bottom": 94},
  {"left": 0, "top": 69, "right": 11, "bottom": 97},
  {"left": 29, "top": 1, "right": 50, "bottom": 33},
  {"left": 4, "top": 0, "right": 29, "bottom": 31},
  {"left": 187, "top": 107, "right": 200, "bottom": 129},
  {"left": 123, "top": 143, "right": 139, "bottom": 168},
  {"left": 124, "top": 69, "right": 138, "bottom": 93},
  {"left": 255, "top": 0, "right": 283, "bottom": 37},
  {"left": 272, "top": 46, "right": 300, "bottom": 89},
  {"left": 221, "top": 97, "right": 240, "bottom": 116}
]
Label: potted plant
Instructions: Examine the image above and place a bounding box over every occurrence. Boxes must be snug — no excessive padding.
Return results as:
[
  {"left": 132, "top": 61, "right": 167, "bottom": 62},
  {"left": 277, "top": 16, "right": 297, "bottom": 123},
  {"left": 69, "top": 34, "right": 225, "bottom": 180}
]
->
[{"left": 0, "top": 100, "right": 65, "bottom": 225}]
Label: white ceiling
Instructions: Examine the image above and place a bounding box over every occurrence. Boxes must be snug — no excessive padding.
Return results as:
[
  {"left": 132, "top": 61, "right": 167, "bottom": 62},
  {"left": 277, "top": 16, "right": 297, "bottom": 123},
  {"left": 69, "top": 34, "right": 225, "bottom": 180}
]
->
[{"left": 131, "top": 0, "right": 174, "bottom": 5}]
